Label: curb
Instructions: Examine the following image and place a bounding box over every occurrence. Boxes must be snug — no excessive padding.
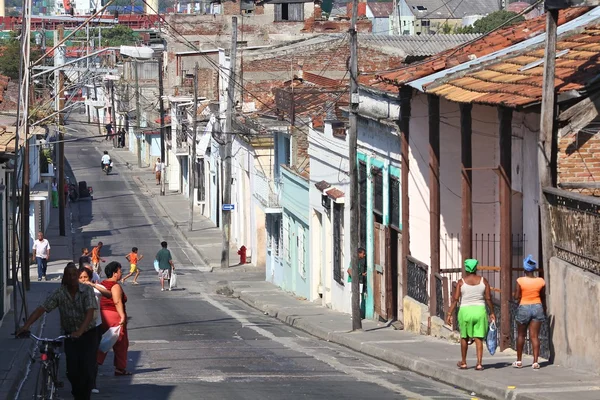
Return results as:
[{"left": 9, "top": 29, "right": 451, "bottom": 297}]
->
[{"left": 233, "top": 287, "right": 546, "bottom": 400}]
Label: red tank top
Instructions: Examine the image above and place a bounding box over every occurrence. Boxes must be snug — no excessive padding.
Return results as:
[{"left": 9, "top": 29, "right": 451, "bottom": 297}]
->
[{"left": 100, "top": 280, "right": 127, "bottom": 312}]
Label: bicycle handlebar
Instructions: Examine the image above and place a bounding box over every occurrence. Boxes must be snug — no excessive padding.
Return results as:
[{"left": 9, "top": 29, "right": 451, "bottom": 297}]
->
[{"left": 17, "top": 331, "right": 70, "bottom": 341}]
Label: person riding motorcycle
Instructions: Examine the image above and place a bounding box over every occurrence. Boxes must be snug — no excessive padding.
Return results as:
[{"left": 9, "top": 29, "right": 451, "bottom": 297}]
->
[{"left": 101, "top": 151, "right": 112, "bottom": 171}]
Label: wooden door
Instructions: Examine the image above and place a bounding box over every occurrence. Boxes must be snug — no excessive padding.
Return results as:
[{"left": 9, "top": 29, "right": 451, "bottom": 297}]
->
[
  {"left": 396, "top": 232, "right": 403, "bottom": 318},
  {"left": 385, "top": 227, "right": 395, "bottom": 320},
  {"left": 373, "top": 222, "right": 387, "bottom": 319}
]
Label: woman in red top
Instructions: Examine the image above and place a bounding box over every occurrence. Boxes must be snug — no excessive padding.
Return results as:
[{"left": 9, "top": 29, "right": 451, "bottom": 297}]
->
[{"left": 97, "top": 261, "right": 131, "bottom": 376}]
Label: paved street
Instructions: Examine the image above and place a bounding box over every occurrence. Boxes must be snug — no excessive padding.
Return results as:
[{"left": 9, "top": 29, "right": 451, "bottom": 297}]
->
[{"left": 12, "top": 125, "right": 480, "bottom": 399}]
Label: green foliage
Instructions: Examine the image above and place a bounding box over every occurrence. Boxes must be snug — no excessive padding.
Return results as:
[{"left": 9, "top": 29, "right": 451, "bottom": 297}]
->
[
  {"left": 0, "top": 37, "right": 43, "bottom": 79},
  {"left": 40, "top": 148, "right": 53, "bottom": 174},
  {"left": 77, "top": 26, "right": 140, "bottom": 47},
  {"left": 455, "top": 10, "right": 525, "bottom": 34}
]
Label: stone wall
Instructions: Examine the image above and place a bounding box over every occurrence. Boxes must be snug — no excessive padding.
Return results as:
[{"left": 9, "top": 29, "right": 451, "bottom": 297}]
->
[{"left": 548, "top": 257, "right": 600, "bottom": 373}]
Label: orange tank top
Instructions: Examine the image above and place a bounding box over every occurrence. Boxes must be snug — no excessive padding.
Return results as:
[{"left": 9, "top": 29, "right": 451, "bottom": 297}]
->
[{"left": 517, "top": 276, "right": 545, "bottom": 305}]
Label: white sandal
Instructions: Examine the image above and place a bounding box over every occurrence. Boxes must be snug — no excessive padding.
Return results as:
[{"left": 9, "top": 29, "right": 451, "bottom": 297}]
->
[
  {"left": 532, "top": 362, "right": 540, "bottom": 370},
  {"left": 512, "top": 361, "right": 522, "bottom": 368}
]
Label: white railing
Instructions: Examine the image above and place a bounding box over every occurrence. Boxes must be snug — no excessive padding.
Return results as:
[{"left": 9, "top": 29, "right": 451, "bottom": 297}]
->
[{"left": 254, "top": 170, "right": 280, "bottom": 209}]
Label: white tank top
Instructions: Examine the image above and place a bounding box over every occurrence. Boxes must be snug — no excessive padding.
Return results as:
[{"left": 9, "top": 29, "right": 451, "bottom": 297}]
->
[{"left": 460, "top": 277, "right": 485, "bottom": 307}]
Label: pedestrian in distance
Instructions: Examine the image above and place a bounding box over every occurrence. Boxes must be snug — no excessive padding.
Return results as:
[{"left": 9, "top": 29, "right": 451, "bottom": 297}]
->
[
  {"left": 79, "top": 247, "right": 91, "bottom": 269},
  {"left": 513, "top": 255, "right": 546, "bottom": 370},
  {"left": 154, "top": 158, "right": 164, "bottom": 185},
  {"left": 105, "top": 122, "right": 113, "bottom": 141},
  {"left": 91, "top": 242, "right": 106, "bottom": 277},
  {"left": 155, "top": 241, "right": 174, "bottom": 291},
  {"left": 97, "top": 261, "right": 131, "bottom": 376},
  {"left": 118, "top": 128, "right": 126, "bottom": 148},
  {"left": 122, "top": 247, "right": 143, "bottom": 285},
  {"left": 32, "top": 231, "right": 51, "bottom": 282},
  {"left": 346, "top": 247, "right": 367, "bottom": 318},
  {"left": 79, "top": 267, "right": 112, "bottom": 394},
  {"left": 447, "top": 259, "right": 496, "bottom": 371},
  {"left": 17, "top": 263, "right": 98, "bottom": 400},
  {"left": 51, "top": 178, "right": 59, "bottom": 208}
]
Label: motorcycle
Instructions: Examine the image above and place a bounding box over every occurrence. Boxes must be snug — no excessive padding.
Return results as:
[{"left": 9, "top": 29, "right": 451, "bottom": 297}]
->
[{"left": 102, "top": 162, "right": 113, "bottom": 175}]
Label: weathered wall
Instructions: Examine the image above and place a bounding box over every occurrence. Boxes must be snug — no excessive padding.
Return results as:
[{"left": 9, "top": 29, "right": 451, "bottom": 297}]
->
[
  {"left": 548, "top": 257, "right": 600, "bottom": 373},
  {"left": 558, "top": 127, "right": 600, "bottom": 196}
]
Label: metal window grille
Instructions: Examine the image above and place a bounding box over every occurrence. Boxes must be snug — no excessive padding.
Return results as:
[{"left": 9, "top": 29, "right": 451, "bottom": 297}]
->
[
  {"left": 359, "top": 161, "right": 367, "bottom": 248},
  {"left": 298, "top": 226, "right": 305, "bottom": 278},
  {"left": 373, "top": 167, "right": 383, "bottom": 215},
  {"left": 333, "top": 202, "right": 343, "bottom": 284},
  {"left": 284, "top": 215, "right": 291, "bottom": 264},
  {"left": 390, "top": 176, "right": 400, "bottom": 229}
]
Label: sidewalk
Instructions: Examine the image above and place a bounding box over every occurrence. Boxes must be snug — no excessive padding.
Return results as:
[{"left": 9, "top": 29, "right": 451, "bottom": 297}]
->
[
  {"left": 110, "top": 147, "right": 223, "bottom": 270},
  {"left": 206, "top": 267, "right": 600, "bottom": 400},
  {"left": 0, "top": 203, "right": 75, "bottom": 399}
]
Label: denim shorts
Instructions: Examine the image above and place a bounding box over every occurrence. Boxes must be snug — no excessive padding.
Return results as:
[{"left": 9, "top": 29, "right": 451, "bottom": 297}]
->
[{"left": 516, "top": 303, "right": 545, "bottom": 325}]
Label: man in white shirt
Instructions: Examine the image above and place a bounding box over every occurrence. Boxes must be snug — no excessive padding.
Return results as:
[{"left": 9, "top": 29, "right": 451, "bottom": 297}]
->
[
  {"left": 154, "top": 157, "right": 165, "bottom": 185},
  {"left": 101, "top": 151, "right": 111, "bottom": 168},
  {"left": 32, "top": 232, "right": 51, "bottom": 281}
]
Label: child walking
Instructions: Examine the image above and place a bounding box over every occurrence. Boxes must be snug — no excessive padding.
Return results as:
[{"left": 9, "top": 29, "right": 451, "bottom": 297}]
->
[{"left": 122, "top": 247, "right": 144, "bottom": 285}]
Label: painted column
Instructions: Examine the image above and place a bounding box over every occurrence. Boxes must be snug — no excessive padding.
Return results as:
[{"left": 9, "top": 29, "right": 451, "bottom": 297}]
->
[
  {"left": 365, "top": 156, "right": 374, "bottom": 319},
  {"left": 383, "top": 162, "right": 390, "bottom": 226}
]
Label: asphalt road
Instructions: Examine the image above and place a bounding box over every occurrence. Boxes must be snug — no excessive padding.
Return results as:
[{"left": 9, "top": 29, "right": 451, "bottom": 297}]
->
[{"left": 22, "top": 125, "right": 477, "bottom": 400}]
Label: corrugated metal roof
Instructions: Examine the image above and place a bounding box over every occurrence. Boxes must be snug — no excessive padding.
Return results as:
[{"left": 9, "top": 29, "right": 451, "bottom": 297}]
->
[
  {"left": 405, "top": 0, "right": 499, "bottom": 19},
  {"left": 360, "top": 33, "right": 480, "bottom": 57},
  {"left": 425, "top": 21, "right": 600, "bottom": 107}
]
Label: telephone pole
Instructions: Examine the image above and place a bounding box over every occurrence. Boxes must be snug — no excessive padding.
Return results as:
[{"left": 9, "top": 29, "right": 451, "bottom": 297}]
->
[
  {"left": 158, "top": 54, "right": 166, "bottom": 196},
  {"left": 222, "top": 16, "right": 237, "bottom": 269},
  {"left": 134, "top": 59, "right": 142, "bottom": 167},
  {"left": 349, "top": 0, "right": 362, "bottom": 330},
  {"left": 110, "top": 79, "right": 117, "bottom": 147},
  {"left": 189, "top": 63, "right": 199, "bottom": 231},
  {"left": 57, "top": 25, "right": 66, "bottom": 237}
]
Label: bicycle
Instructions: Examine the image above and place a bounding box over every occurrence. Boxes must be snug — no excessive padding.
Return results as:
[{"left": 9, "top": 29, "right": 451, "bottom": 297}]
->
[{"left": 18, "top": 331, "right": 69, "bottom": 399}]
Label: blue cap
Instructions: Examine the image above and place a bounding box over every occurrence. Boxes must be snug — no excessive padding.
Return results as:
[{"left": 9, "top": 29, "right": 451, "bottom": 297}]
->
[{"left": 523, "top": 255, "right": 538, "bottom": 272}]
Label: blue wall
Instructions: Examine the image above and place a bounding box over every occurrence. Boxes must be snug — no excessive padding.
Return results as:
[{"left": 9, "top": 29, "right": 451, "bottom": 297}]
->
[{"left": 280, "top": 168, "right": 311, "bottom": 299}]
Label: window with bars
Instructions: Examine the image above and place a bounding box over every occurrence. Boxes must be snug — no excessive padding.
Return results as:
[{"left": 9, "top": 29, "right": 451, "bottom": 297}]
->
[
  {"left": 359, "top": 161, "right": 367, "bottom": 248},
  {"left": 373, "top": 167, "right": 383, "bottom": 216},
  {"left": 297, "top": 225, "right": 306, "bottom": 278},
  {"left": 284, "top": 215, "right": 291, "bottom": 264},
  {"left": 390, "top": 176, "right": 400, "bottom": 229},
  {"left": 333, "top": 202, "right": 344, "bottom": 285}
]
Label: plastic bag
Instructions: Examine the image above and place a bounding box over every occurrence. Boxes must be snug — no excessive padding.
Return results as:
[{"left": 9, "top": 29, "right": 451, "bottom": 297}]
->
[
  {"left": 486, "top": 320, "right": 497, "bottom": 356},
  {"left": 99, "top": 326, "right": 121, "bottom": 353},
  {"left": 170, "top": 271, "right": 178, "bottom": 289},
  {"left": 153, "top": 259, "right": 160, "bottom": 272}
]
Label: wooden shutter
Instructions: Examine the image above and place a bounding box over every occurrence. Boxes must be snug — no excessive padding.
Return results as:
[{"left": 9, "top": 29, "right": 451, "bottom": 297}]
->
[
  {"left": 288, "top": 3, "right": 304, "bottom": 21},
  {"left": 274, "top": 4, "right": 282, "bottom": 21}
]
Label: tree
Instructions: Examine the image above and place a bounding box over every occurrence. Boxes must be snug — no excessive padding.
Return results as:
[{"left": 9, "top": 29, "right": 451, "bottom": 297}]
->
[
  {"left": 0, "top": 36, "right": 42, "bottom": 79},
  {"left": 75, "top": 25, "right": 140, "bottom": 47},
  {"left": 456, "top": 10, "right": 525, "bottom": 34}
]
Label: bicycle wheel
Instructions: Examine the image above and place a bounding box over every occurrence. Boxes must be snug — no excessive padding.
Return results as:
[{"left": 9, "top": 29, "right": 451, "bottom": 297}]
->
[{"left": 33, "top": 365, "right": 48, "bottom": 399}]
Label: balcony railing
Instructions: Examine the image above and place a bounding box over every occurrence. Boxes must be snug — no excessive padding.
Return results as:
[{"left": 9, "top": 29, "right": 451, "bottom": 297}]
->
[
  {"left": 253, "top": 170, "right": 281, "bottom": 211},
  {"left": 174, "top": 129, "right": 189, "bottom": 155}
]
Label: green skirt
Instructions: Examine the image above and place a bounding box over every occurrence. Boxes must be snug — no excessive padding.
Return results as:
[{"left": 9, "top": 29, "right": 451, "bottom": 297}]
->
[{"left": 457, "top": 305, "right": 487, "bottom": 339}]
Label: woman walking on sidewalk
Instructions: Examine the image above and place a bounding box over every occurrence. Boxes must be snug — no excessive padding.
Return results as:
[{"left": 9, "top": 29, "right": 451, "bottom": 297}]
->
[
  {"left": 447, "top": 259, "right": 496, "bottom": 371},
  {"left": 51, "top": 178, "right": 59, "bottom": 208},
  {"left": 97, "top": 262, "right": 132, "bottom": 376},
  {"left": 513, "top": 255, "right": 546, "bottom": 370},
  {"left": 79, "top": 267, "right": 112, "bottom": 393}
]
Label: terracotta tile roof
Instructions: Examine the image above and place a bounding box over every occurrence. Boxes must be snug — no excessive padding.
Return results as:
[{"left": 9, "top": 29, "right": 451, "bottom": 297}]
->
[
  {"left": 0, "top": 125, "right": 39, "bottom": 153},
  {"left": 426, "top": 23, "right": 600, "bottom": 107},
  {"left": 365, "top": 7, "right": 589, "bottom": 93},
  {"left": 367, "top": 2, "right": 394, "bottom": 18},
  {"left": 315, "top": 180, "right": 331, "bottom": 191},
  {"left": 326, "top": 187, "right": 345, "bottom": 200}
]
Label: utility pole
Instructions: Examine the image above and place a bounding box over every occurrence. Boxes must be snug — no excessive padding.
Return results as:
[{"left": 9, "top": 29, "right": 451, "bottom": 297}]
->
[
  {"left": 158, "top": 54, "right": 166, "bottom": 196},
  {"left": 57, "top": 25, "right": 66, "bottom": 237},
  {"left": 538, "top": 8, "right": 559, "bottom": 292},
  {"left": 222, "top": 16, "right": 237, "bottom": 269},
  {"left": 189, "top": 63, "right": 199, "bottom": 231},
  {"left": 349, "top": 0, "right": 361, "bottom": 330},
  {"left": 110, "top": 79, "right": 117, "bottom": 147},
  {"left": 134, "top": 59, "right": 142, "bottom": 167}
]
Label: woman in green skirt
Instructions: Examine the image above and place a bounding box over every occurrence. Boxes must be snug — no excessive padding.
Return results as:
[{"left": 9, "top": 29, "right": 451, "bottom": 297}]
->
[{"left": 447, "top": 259, "right": 496, "bottom": 371}]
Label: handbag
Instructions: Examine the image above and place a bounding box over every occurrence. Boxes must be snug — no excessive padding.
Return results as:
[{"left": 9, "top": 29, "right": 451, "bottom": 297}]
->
[
  {"left": 486, "top": 320, "right": 498, "bottom": 356},
  {"left": 153, "top": 259, "right": 160, "bottom": 272}
]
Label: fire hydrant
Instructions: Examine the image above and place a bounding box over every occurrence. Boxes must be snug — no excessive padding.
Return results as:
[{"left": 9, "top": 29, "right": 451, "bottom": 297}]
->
[{"left": 238, "top": 246, "right": 247, "bottom": 264}]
